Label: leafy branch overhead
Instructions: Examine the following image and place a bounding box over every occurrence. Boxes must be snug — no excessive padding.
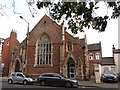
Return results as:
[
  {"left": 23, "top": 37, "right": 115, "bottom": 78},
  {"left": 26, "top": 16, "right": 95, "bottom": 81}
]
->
[{"left": 36, "top": 1, "right": 120, "bottom": 34}]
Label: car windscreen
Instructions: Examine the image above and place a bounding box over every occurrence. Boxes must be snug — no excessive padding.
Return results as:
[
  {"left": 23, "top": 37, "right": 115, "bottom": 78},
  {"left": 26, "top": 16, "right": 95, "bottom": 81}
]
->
[{"left": 104, "top": 71, "right": 115, "bottom": 74}]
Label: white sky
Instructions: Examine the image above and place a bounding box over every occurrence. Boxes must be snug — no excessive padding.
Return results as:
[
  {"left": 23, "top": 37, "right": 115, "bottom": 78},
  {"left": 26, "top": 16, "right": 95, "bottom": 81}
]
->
[{"left": 0, "top": 0, "right": 118, "bottom": 57}]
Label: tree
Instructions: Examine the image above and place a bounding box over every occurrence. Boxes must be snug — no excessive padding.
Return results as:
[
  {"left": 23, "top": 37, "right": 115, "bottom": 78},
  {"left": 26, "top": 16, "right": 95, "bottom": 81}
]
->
[
  {"left": 0, "top": 0, "right": 119, "bottom": 34},
  {"left": 36, "top": 1, "right": 120, "bottom": 34}
]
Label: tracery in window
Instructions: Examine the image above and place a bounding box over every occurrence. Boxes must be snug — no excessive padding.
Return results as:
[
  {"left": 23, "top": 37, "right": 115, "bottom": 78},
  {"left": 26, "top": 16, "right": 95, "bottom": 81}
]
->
[{"left": 36, "top": 34, "right": 52, "bottom": 65}]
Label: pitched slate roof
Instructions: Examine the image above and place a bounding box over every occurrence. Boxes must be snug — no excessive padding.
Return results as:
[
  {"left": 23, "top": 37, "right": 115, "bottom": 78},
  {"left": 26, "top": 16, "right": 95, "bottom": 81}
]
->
[
  {"left": 101, "top": 57, "right": 115, "bottom": 65},
  {"left": 88, "top": 42, "right": 101, "bottom": 51},
  {"left": 79, "top": 38, "right": 85, "bottom": 47}
]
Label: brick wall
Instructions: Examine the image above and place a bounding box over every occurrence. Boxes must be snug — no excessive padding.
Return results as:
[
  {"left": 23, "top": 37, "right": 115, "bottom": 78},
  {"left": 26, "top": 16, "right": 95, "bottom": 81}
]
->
[
  {"left": 1, "top": 31, "right": 19, "bottom": 76},
  {"left": 88, "top": 50, "right": 101, "bottom": 75}
]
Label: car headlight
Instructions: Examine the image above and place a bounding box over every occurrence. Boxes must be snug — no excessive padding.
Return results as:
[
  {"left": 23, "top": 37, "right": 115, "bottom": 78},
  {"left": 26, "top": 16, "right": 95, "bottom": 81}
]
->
[
  {"left": 114, "top": 76, "right": 117, "bottom": 78},
  {"left": 28, "top": 78, "right": 33, "bottom": 81},
  {"left": 103, "top": 76, "right": 106, "bottom": 78}
]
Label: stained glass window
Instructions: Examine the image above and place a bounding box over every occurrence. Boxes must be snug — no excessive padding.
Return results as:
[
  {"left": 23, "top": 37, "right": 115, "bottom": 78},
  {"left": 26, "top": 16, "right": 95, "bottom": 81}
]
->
[{"left": 36, "top": 34, "right": 52, "bottom": 65}]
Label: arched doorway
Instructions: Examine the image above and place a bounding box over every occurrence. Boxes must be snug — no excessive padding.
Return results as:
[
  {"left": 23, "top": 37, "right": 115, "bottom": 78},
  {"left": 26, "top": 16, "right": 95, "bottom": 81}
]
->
[
  {"left": 67, "top": 58, "right": 75, "bottom": 79},
  {"left": 15, "top": 60, "right": 20, "bottom": 72}
]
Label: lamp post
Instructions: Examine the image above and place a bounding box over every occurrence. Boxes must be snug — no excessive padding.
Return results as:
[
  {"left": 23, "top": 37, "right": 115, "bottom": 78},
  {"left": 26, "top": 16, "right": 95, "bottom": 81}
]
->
[
  {"left": 0, "top": 38, "right": 4, "bottom": 60},
  {"left": 0, "top": 38, "right": 4, "bottom": 76},
  {"left": 19, "top": 16, "right": 29, "bottom": 72}
]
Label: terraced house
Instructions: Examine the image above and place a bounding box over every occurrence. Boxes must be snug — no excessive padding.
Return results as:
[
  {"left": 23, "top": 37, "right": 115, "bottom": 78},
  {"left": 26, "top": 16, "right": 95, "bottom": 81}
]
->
[
  {"left": 88, "top": 42, "right": 102, "bottom": 75},
  {"left": 3, "top": 15, "right": 90, "bottom": 81}
]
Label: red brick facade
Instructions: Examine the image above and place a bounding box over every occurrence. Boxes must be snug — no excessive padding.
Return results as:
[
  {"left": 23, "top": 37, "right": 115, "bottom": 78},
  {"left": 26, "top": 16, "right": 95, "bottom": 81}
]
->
[
  {"left": 88, "top": 42, "right": 102, "bottom": 75},
  {"left": 7, "top": 15, "right": 90, "bottom": 81},
  {"left": 1, "top": 30, "right": 19, "bottom": 76}
]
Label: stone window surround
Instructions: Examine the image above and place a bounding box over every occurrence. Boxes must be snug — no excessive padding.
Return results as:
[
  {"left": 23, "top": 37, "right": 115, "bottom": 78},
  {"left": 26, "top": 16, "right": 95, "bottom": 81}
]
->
[{"left": 66, "top": 42, "right": 73, "bottom": 52}]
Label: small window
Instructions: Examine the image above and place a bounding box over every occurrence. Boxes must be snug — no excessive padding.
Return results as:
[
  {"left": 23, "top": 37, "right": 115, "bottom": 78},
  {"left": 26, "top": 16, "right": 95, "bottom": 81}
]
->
[
  {"left": 89, "top": 54, "right": 94, "bottom": 60},
  {"left": 7, "top": 41, "right": 10, "bottom": 46},
  {"left": 68, "top": 42, "right": 72, "bottom": 51},
  {"left": 96, "top": 53, "right": 100, "bottom": 60}
]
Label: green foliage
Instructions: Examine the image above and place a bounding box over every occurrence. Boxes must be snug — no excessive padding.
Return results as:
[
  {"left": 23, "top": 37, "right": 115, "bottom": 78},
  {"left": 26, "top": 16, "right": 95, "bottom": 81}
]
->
[{"left": 36, "top": 1, "right": 120, "bottom": 34}]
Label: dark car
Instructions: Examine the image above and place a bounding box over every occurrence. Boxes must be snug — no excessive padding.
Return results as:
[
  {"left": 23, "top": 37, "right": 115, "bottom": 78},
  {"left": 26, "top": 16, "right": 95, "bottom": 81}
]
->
[
  {"left": 37, "top": 73, "right": 79, "bottom": 88},
  {"left": 101, "top": 71, "right": 118, "bottom": 83},
  {"left": 8, "top": 72, "right": 36, "bottom": 85}
]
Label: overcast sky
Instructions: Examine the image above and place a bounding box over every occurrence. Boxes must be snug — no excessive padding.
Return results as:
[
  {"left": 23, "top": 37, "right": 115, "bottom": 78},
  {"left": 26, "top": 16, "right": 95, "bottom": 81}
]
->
[{"left": 0, "top": 0, "right": 118, "bottom": 57}]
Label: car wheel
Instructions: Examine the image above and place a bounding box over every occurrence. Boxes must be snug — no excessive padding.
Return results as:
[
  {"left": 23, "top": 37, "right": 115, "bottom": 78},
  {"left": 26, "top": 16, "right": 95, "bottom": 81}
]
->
[
  {"left": 23, "top": 80, "right": 28, "bottom": 85},
  {"left": 40, "top": 81, "right": 46, "bottom": 86},
  {"left": 8, "top": 79, "right": 13, "bottom": 84},
  {"left": 65, "top": 82, "right": 72, "bottom": 88}
]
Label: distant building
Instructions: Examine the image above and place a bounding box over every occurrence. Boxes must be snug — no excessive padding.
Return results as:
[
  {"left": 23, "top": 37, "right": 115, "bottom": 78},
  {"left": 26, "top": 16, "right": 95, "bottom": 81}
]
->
[
  {"left": 1, "top": 30, "right": 19, "bottom": 76},
  {"left": 100, "top": 45, "right": 120, "bottom": 75},
  {"left": 88, "top": 42, "right": 102, "bottom": 75},
  {"left": 101, "top": 57, "right": 115, "bottom": 74}
]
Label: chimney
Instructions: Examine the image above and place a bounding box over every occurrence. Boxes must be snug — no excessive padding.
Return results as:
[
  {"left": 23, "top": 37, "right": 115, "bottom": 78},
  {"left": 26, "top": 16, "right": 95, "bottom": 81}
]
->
[{"left": 10, "top": 29, "right": 17, "bottom": 40}]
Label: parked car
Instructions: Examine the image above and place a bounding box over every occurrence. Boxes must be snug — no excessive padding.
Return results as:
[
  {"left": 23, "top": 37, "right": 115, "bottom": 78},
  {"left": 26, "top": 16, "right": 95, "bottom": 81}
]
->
[
  {"left": 8, "top": 72, "right": 36, "bottom": 85},
  {"left": 37, "top": 73, "right": 79, "bottom": 88},
  {"left": 101, "top": 71, "right": 118, "bottom": 83}
]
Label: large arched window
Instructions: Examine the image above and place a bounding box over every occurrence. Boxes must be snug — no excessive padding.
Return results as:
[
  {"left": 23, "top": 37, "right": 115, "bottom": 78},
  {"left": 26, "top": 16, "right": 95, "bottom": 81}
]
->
[{"left": 36, "top": 34, "right": 52, "bottom": 65}]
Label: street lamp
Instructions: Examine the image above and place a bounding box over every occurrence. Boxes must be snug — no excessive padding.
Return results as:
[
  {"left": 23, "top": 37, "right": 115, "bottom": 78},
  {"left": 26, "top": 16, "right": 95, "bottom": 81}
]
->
[
  {"left": 0, "top": 38, "right": 4, "bottom": 59},
  {"left": 19, "top": 16, "right": 29, "bottom": 72},
  {"left": 0, "top": 38, "right": 4, "bottom": 76}
]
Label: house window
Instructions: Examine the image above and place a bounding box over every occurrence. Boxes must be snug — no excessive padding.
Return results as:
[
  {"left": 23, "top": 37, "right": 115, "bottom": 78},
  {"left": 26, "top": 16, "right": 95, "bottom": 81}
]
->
[
  {"left": 68, "top": 42, "right": 72, "bottom": 51},
  {"left": 111, "top": 67, "right": 115, "bottom": 72},
  {"left": 104, "top": 67, "right": 109, "bottom": 71},
  {"left": 36, "top": 34, "right": 52, "bottom": 65},
  {"left": 96, "top": 53, "right": 100, "bottom": 60},
  {"left": 7, "top": 41, "right": 10, "bottom": 46},
  {"left": 89, "top": 54, "right": 94, "bottom": 60}
]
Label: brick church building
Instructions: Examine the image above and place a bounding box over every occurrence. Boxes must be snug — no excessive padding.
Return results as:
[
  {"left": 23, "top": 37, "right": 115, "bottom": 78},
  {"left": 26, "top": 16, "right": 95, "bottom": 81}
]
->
[
  {"left": 1, "top": 30, "right": 19, "bottom": 76},
  {"left": 2, "top": 15, "right": 90, "bottom": 80}
]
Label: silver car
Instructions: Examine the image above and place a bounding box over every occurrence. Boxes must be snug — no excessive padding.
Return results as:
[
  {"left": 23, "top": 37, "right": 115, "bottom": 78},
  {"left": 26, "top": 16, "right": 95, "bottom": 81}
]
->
[{"left": 8, "top": 72, "right": 36, "bottom": 85}]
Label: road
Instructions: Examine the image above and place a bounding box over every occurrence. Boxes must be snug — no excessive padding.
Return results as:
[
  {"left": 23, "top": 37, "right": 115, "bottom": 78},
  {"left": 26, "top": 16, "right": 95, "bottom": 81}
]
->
[
  {"left": 1, "top": 78, "right": 120, "bottom": 89},
  {"left": 2, "top": 81, "right": 65, "bottom": 88},
  {"left": 1, "top": 80, "right": 99, "bottom": 89}
]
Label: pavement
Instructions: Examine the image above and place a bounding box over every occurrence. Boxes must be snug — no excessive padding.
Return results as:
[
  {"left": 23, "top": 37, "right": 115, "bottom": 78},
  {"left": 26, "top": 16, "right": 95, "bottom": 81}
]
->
[
  {"left": 78, "top": 79, "right": 119, "bottom": 88},
  {"left": 0, "top": 76, "right": 120, "bottom": 88},
  {"left": 78, "top": 76, "right": 119, "bottom": 88}
]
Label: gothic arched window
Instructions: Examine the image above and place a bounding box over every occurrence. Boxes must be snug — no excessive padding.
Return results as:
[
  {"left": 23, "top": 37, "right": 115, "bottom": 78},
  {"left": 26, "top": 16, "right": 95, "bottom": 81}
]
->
[{"left": 36, "top": 34, "right": 52, "bottom": 65}]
